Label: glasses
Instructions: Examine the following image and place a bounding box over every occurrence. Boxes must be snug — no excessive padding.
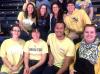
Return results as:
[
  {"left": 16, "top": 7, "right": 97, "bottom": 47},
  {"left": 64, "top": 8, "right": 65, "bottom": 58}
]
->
[{"left": 12, "top": 30, "right": 20, "bottom": 32}]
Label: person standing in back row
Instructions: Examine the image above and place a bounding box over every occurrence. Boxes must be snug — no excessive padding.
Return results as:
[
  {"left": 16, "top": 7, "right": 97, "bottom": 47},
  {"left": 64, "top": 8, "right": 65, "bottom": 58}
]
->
[
  {"left": 50, "top": 2, "right": 63, "bottom": 33},
  {"left": 37, "top": 4, "right": 50, "bottom": 41},
  {"left": 17, "top": 3, "right": 37, "bottom": 41},
  {"left": 64, "top": 1, "right": 91, "bottom": 44}
]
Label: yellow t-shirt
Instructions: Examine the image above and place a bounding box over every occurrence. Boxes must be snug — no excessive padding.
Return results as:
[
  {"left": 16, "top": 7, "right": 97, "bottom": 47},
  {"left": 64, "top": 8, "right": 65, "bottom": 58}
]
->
[
  {"left": 17, "top": 11, "right": 36, "bottom": 31},
  {"left": 23, "top": 39, "right": 48, "bottom": 60},
  {"left": 47, "top": 33, "right": 75, "bottom": 68},
  {"left": 64, "top": 9, "right": 91, "bottom": 37},
  {"left": 0, "top": 38, "right": 25, "bottom": 73}
]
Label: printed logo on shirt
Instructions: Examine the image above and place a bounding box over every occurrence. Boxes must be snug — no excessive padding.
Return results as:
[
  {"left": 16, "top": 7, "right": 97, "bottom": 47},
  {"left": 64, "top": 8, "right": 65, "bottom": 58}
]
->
[
  {"left": 29, "top": 48, "right": 42, "bottom": 51},
  {"left": 29, "top": 47, "right": 42, "bottom": 54},
  {"left": 59, "top": 47, "right": 65, "bottom": 54},
  {"left": 72, "top": 17, "right": 78, "bottom": 23}
]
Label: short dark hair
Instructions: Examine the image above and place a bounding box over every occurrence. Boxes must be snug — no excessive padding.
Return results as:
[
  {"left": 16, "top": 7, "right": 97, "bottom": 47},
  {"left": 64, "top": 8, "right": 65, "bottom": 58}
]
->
[
  {"left": 55, "top": 21, "right": 66, "bottom": 29},
  {"left": 67, "top": 1, "right": 75, "bottom": 6},
  {"left": 31, "top": 25, "right": 40, "bottom": 33}
]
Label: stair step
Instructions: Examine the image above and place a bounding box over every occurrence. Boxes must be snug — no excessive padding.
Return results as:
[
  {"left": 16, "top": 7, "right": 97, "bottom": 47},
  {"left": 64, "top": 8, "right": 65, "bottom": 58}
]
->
[
  {"left": 0, "top": 3, "right": 23, "bottom": 6},
  {"left": 0, "top": 6, "right": 22, "bottom": 11},
  {"left": 0, "top": 0, "right": 23, "bottom": 3}
]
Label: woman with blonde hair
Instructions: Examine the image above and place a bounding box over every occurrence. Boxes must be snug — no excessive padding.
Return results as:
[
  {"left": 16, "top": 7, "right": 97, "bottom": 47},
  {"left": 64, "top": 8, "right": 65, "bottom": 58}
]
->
[{"left": 70, "top": 24, "right": 100, "bottom": 74}]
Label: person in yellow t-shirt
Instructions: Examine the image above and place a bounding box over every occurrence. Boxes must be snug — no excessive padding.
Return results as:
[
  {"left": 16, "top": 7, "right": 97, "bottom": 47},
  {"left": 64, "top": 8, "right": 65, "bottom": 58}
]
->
[
  {"left": 43, "top": 21, "right": 75, "bottom": 74},
  {"left": 70, "top": 25, "right": 100, "bottom": 74},
  {"left": 17, "top": 3, "right": 37, "bottom": 41},
  {"left": 64, "top": 1, "right": 91, "bottom": 43},
  {"left": 0, "top": 25, "right": 25, "bottom": 74},
  {"left": 76, "top": 0, "right": 94, "bottom": 20},
  {"left": 23, "top": 26, "right": 48, "bottom": 74}
]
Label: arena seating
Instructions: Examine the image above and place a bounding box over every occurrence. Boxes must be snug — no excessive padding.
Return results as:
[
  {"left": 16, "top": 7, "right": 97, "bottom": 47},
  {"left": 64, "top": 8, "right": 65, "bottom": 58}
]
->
[
  {"left": 0, "top": 0, "right": 23, "bottom": 35},
  {"left": 92, "top": 0, "right": 100, "bottom": 15},
  {"left": 92, "top": 0, "right": 100, "bottom": 26}
]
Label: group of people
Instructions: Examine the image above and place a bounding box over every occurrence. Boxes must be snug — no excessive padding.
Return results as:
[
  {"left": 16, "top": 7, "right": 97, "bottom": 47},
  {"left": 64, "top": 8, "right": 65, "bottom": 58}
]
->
[
  {"left": 17, "top": 0, "right": 93, "bottom": 42},
  {"left": 0, "top": 22, "right": 100, "bottom": 74},
  {"left": 0, "top": 0, "right": 100, "bottom": 74}
]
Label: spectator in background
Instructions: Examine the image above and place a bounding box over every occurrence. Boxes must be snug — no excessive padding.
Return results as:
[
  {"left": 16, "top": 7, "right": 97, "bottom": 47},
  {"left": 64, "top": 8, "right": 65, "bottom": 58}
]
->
[
  {"left": 57, "top": 0, "right": 67, "bottom": 13},
  {"left": 43, "top": 21, "right": 75, "bottom": 74},
  {"left": 76, "top": 0, "right": 94, "bottom": 20},
  {"left": 37, "top": 4, "right": 50, "bottom": 41},
  {"left": 17, "top": 3, "right": 37, "bottom": 41},
  {"left": 23, "top": 26, "right": 48, "bottom": 74},
  {"left": 64, "top": 1, "right": 91, "bottom": 44},
  {"left": 50, "top": 2, "right": 63, "bottom": 33},
  {"left": 70, "top": 25, "right": 100, "bottom": 74},
  {"left": 0, "top": 25, "right": 25, "bottom": 74}
]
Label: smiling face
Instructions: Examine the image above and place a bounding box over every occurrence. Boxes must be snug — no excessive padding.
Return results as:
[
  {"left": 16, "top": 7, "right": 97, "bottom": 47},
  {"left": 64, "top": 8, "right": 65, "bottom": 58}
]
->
[
  {"left": 84, "top": 26, "right": 96, "bottom": 44},
  {"left": 32, "top": 29, "right": 40, "bottom": 40},
  {"left": 40, "top": 5, "right": 47, "bottom": 16},
  {"left": 67, "top": 3, "right": 75, "bottom": 13},
  {"left": 11, "top": 26, "right": 21, "bottom": 38},
  {"left": 52, "top": 4, "right": 60, "bottom": 15},
  {"left": 27, "top": 4, "right": 34, "bottom": 14},
  {"left": 54, "top": 22, "right": 65, "bottom": 38}
]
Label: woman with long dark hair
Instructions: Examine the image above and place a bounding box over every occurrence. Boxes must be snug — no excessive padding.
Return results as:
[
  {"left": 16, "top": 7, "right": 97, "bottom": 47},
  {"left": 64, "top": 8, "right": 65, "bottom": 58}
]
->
[
  {"left": 50, "top": 2, "right": 63, "bottom": 33},
  {"left": 17, "top": 3, "right": 37, "bottom": 40},
  {"left": 37, "top": 4, "right": 50, "bottom": 41}
]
